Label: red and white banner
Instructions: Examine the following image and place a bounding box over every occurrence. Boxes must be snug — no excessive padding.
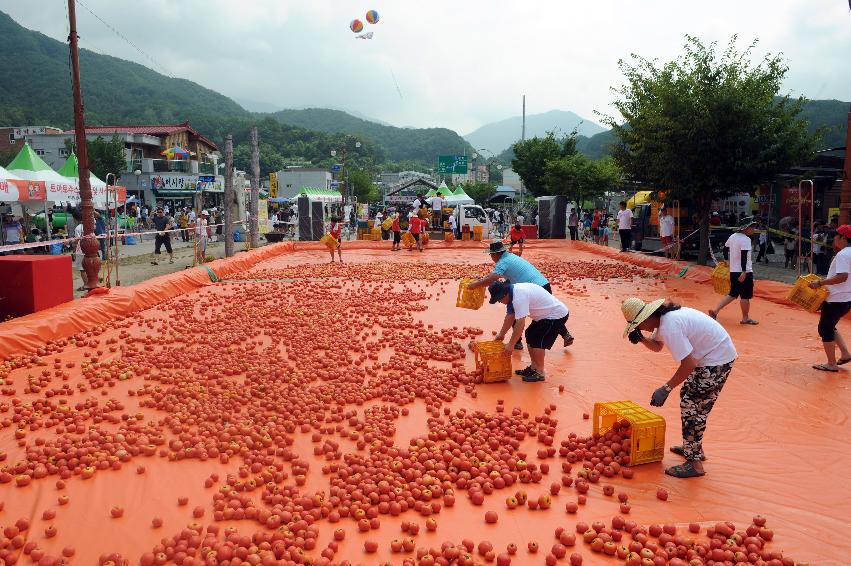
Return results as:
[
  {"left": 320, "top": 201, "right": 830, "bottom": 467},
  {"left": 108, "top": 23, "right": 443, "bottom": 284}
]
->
[{"left": 0, "top": 179, "right": 47, "bottom": 202}]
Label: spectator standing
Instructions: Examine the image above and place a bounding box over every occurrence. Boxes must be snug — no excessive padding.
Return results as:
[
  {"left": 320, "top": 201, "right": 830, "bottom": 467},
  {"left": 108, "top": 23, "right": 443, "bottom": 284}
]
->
[
  {"left": 428, "top": 192, "right": 444, "bottom": 229},
  {"left": 568, "top": 209, "right": 579, "bottom": 241},
  {"left": 808, "top": 224, "right": 851, "bottom": 372},
  {"left": 448, "top": 212, "right": 457, "bottom": 239},
  {"left": 1, "top": 213, "right": 24, "bottom": 251},
  {"left": 710, "top": 220, "right": 758, "bottom": 325},
  {"left": 756, "top": 223, "right": 769, "bottom": 264},
  {"left": 659, "top": 207, "right": 676, "bottom": 258},
  {"left": 784, "top": 223, "right": 798, "bottom": 269},
  {"left": 94, "top": 210, "right": 107, "bottom": 260},
  {"left": 195, "top": 210, "right": 210, "bottom": 263},
  {"left": 71, "top": 212, "right": 87, "bottom": 290},
  {"left": 591, "top": 208, "right": 602, "bottom": 244},
  {"left": 177, "top": 209, "right": 189, "bottom": 242},
  {"left": 616, "top": 201, "right": 633, "bottom": 252},
  {"left": 150, "top": 207, "right": 174, "bottom": 265},
  {"left": 391, "top": 212, "right": 402, "bottom": 251}
]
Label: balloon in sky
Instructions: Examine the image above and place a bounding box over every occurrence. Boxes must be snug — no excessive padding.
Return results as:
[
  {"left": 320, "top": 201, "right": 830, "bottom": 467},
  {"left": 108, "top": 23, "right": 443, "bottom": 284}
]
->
[
  {"left": 350, "top": 19, "right": 364, "bottom": 33},
  {"left": 365, "top": 10, "right": 379, "bottom": 24}
]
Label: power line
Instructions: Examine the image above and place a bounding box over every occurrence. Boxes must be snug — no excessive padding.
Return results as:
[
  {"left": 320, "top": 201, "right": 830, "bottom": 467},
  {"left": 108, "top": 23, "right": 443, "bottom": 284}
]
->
[{"left": 75, "top": 0, "right": 173, "bottom": 77}]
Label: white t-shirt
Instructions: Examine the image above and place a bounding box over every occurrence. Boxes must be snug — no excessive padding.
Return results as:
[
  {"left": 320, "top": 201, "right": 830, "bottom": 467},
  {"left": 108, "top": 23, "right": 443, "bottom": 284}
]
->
[
  {"left": 725, "top": 232, "right": 753, "bottom": 273},
  {"left": 74, "top": 223, "right": 83, "bottom": 255},
  {"left": 412, "top": 199, "right": 423, "bottom": 209},
  {"left": 659, "top": 215, "right": 675, "bottom": 238},
  {"left": 196, "top": 218, "right": 208, "bottom": 240},
  {"left": 826, "top": 246, "right": 851, "bottom": 303},
  {"left": 516, "top": 215, "right": 525, "bottom": 225},
  {"left": 656, "top": 307, "right": 737, "bottom": 367},
  {"left": 429, "top": 197, "right": 443, "bottom": 211},
  {"left": 448, "top": 215, "right": 456, "bottom": 229},
  {"left": 617, "top": 209, "right": 634, "bottom": 230},
  {"left": 508, "top": 283, "right": 569, "bottom": 321}
]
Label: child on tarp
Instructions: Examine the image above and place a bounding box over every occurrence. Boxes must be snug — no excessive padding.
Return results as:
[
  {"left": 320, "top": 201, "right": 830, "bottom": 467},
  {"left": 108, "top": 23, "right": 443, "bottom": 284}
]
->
[
  {"left": 391, "top": 212, "right": 402, "bottom": 251},
  {"left": 328, "top": 217, "right": 343, "bottom": 263}
]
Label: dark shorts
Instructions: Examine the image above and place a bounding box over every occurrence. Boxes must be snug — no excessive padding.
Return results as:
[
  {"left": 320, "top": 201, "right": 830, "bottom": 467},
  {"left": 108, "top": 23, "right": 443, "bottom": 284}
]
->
[
  {"left": 393, "top": 231, "right": 401, "bottom": 244},
  {"left": 511, "top": 239, "right": 524, "bottom": 246},
  {"left": 591, "top": 227, "right": 599, "bottom": 236},
  {"left": 412, "top": 233, "right": 420, "bottom": 242},
  {"left": 154, "top": 233, "right": 172, "bottom": 254},
  {"left": 818, "top": 301, "right": 851, "bottom": 342},
  {"left": 525, "top": 314, "right": 569, "bottom": 350},
  {"left": 728, "top": 272, "right": 754, "bottom": 299}
]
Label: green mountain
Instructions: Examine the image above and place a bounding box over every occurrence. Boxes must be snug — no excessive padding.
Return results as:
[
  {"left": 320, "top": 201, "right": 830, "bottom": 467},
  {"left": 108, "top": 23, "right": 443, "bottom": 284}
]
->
[{"left": 0, "top": 10, "right": 471, "bottom": 170}]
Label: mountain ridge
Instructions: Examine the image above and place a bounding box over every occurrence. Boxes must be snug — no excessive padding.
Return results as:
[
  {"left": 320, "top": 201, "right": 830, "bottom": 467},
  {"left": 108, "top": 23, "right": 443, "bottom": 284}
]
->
[{"left": 464, "top": 110, "right": 607, "bottom": 154}]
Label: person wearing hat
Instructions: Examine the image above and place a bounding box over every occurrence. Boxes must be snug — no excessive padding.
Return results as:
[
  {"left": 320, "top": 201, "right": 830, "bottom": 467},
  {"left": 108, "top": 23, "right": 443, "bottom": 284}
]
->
[
  {"left": 488, "top": 281, "right": 569, "bottom": 382},
  {"left": 150, "top": 207, "right": 174, "bottom": 265},
  {"left": 622, "top": 297, "right": 737, "bottom": 478},
  {"left": 469, "top": 242, "right": 574, "bottom": 351},
  {"left": 808, "top": 224, "right": 851, "bottom": 372},
  {"left": 709, "top": 219, "right": 758, "bottom": 325}
]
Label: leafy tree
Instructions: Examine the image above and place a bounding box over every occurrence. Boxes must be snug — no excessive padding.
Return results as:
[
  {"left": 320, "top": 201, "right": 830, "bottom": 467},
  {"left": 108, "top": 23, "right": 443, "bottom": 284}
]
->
[
  {"left": 0, "top": 148, "right": 16, "bottom": 168},
  {"left": 65, "top": 135, "right": 126, "bottom": 180},
  {"left": 462, "top": 181, "right": 498, "bottom": 205},
  {"left": 511, "top": 132, "right": 578, "bottom": 197},
  {"left": 543, "top": 155, "right": 621, "bottom": 205},
  {"left": 347, "top": 169, "right": 378, "bottom": 202},
  {"left": 601, "top": 36, "right": 820, "bottom": 263}
]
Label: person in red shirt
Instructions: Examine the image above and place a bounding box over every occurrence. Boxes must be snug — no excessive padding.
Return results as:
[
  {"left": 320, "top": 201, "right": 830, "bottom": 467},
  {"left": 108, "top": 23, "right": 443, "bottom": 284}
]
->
[
  {"left": 327, "top": 217, "right": 343, "bottom": 263},
  {"left": 409, "top": 214, "right": 425, "bottom": 252},
  {"left": 390, "top": 212, "right": 402, "bottom": 251},
  {"left": 508, "top": 222, "right": 525, "bottom": 256},
  {"left": 591, "top": 209, "right": 602, "bottom": 244}
]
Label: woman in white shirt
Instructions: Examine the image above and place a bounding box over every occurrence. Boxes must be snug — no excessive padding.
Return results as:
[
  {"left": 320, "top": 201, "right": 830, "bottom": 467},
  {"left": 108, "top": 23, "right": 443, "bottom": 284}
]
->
[
  {"left": 808, "top": 224, "right": 851, "bottom": 372},
  {"left": 622, "top": 297, "right": 737, "bottom": 478}
]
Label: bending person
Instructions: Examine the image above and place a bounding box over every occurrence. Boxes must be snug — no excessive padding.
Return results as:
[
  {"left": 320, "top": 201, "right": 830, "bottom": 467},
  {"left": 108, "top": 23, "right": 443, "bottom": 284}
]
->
[
  {"left": 622, "top": 297, "right": 737, "bottom": 478},
  {"left": 488, "top": 281, "right": 569, "bottom": 383},
  {"left": 468, "top": 242, "right": 574, "bottom": 349},
  {"left": 809, "top": 224, "right": 851, "bottom": 372}
]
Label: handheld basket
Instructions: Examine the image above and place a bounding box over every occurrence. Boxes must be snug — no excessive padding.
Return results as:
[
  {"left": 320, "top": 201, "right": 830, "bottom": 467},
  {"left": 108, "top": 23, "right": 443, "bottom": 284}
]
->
[
  {"left": 593, "top": 400, "right": 666, "bottom": 466},
  {"left": 456, "top": 278, "right": 486, "bottom": 310},
  {"left": 371, "top": 227, "right": 381, "bottom": 241},
  {"left": 319, "top": 234, "right": 338, "bottom": 251},
  {"left": 471, "top": 340, "right": 512, "bottom": 383},
  {"left": 401, "top": 232, "right": 416, "bottom": 249},
  {"left": 712, "top": 261, "right": 731, "bottom": 295},
  {"left": 381, "top": 218, "right": 393, "bottom": 230},
  {"left": 787, "top": 274, "right": 828, "bottom": 313},
  {"left": 422, "top": 232, "right": 430, "bottom": 245}
]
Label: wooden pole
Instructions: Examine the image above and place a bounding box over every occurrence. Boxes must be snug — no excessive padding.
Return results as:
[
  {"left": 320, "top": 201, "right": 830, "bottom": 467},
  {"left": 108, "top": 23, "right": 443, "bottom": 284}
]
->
[
  {"left": 68, "top": 0, "right": 100, "bottom": 289},
  {"left": 224, "top": 134, "right": 234, "bottom": 257},
  {"left": 250, "top": 126, "right": 260, "bottom": 248},
  {"left": 840, "top": 106, "right": 851, "bottom": 225}
]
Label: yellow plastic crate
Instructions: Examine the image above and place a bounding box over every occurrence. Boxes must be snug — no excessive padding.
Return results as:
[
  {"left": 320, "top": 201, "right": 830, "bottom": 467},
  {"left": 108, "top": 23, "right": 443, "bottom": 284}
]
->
[
  {"left": 593, "top": 400, "right": 666, "bottom": 466},
  {"left": 456, "top": 278, "right": 486, "bottom": 310},
  {"left": 319, "top": 234, "right": 338, "bottom": 251},
  {"left": 471, "top": 340, "right": 512, "bottom": 383},
  {"left": 461, "top": 232, "right": 470, "bottom": 241},
  {"left": 787, "top": 274, "right": 828, "bottom": 313},
  {"left": 382, "top": 218, "right": 393, "bottom": 230},
  {"left": 401, "top": 232, "right": 416, "bottom": 249},
  {"left": 445, "top": 232, "right": 454, "bottom": 243},
  {"left": 712, "top": 261, "right": 731, "bottom": 295},
  {"left": 422, "top": 233, "right": 430, "bottom": 245},
  {"left": 473, "top": 225, "right": 483, "bottom": 241}
]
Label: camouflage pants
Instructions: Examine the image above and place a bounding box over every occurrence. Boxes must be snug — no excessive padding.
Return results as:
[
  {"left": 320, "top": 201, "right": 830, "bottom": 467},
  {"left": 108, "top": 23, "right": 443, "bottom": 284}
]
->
[{"left": 680, "top": 361, "right": 734, "bottom": 461}]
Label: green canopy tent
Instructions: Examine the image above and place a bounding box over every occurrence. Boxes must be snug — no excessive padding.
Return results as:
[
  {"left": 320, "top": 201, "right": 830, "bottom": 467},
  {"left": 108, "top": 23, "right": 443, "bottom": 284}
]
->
[
  {"left": 57, "top": 153, "right": 108, "bottom": 190},
  {"left": 298, "top": 186, "right": 343, "bottom": 203}
]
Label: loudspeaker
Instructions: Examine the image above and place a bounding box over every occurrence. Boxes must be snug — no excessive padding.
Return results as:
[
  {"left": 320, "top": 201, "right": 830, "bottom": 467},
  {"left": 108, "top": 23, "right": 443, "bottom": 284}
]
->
[
  {"left": 550, "top": 195, "right": 567, "bottom": 239},
  {"left": 298, "top": 197, "right": 311, "bottom": 240},
  {"left": 538, "top": 199, "right": 552, "bottom": 239},
  {"left": 311, "top": 201, "right": 324, "bottom": 241}
]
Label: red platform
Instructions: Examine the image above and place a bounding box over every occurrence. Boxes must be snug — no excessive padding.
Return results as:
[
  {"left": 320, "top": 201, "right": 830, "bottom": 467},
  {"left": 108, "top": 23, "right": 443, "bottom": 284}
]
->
[
  {"left": 521, "top": 224, "right": 538, "bottom": 239},
  {"left": 0, "top": 255, "right": 74, "bottom": 319}
]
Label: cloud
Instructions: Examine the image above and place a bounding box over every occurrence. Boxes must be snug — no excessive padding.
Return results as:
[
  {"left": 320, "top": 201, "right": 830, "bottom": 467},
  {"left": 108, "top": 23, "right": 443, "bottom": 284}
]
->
[{"left": 5, "top": 0, "right": 850, "bottom": 134}]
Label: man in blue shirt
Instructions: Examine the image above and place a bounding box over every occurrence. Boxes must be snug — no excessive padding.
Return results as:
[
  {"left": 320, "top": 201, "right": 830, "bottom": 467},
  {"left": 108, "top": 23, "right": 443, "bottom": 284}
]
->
[{"left": 469, "top": 241, "right": 574, "bottom": 349}]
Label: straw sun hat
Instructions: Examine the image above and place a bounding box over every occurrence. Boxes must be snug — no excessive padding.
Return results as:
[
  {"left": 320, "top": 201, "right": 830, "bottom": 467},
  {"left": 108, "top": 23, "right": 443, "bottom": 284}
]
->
[{"left": 621, "top": 297, "right": 665, "bottom": 337}]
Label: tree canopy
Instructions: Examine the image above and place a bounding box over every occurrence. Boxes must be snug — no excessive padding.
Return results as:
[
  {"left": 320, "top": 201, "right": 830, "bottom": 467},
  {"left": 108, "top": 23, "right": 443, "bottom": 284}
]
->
[{"left": 601, "top": 35, "right": 820, "bottom": 263}]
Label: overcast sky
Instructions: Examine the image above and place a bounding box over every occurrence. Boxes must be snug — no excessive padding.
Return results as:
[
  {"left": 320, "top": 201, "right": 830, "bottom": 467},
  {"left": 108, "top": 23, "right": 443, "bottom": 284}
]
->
[{"left": 5, "top": 1, "right": 850, "bottom": 134}]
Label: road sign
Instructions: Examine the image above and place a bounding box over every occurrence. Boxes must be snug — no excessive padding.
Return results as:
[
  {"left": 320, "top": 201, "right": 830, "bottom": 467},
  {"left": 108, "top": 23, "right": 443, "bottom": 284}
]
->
[
  {"left": 437, "top": 155, "right": 467, "bottom": 174},
  {"left": 331, "top": 164, "right": 342, "bottom": 173},
  {"left": 331, "top": 181, "right": 340, "bottom": 187}
]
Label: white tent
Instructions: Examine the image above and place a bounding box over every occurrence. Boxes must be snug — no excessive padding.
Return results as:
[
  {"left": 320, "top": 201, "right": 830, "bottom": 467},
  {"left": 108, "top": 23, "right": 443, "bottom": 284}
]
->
[
  {"left": 444, "top": 193, "right": 474, "bottom": 206},
  {"left": 0, "top": 165, "right": 22, "bottom": 202},
  {"left": 6, "top": 144, "right": 81, "bottom": 203}
]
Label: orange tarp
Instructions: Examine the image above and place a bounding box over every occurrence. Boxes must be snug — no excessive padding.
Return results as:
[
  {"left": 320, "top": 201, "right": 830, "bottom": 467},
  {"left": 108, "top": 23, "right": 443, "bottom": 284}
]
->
[{"left": 0, "top": 241, "right": 848, "bottom": 565}]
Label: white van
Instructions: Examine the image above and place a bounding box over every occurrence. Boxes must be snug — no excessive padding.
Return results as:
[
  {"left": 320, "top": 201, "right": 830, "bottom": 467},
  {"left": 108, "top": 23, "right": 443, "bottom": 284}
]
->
[{"left": 449, "top": 204, "right": 492, "bottom": 237}]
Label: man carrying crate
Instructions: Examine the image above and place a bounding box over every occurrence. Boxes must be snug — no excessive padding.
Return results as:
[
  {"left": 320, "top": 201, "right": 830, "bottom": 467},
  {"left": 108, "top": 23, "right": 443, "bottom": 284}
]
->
[
  {"left": 486, "top": 281, "right": 569, "bottom": 383},
  {"left": 709, "top": 219, "right": 758, "bottom": 325},
  {"left": 622, "top": 297, "right": 737, "bottom": 478},
  {"left": 808, "top": 224, "right": 851, "bottom": 372}
]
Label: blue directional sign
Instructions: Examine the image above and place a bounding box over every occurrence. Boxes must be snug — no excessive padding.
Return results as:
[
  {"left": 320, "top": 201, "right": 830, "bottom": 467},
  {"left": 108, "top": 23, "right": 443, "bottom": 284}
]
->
[{"left": 331, "top": 164, "right": 342, "bottom": 172}]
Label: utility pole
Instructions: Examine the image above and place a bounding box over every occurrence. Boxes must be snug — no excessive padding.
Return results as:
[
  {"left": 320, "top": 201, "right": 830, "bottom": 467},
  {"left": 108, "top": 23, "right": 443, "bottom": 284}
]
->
[
  {"left": 840, "top": 104, "right": 851, "bottom": 225},
  {"left": 520, "top": 94, "right": 526, "bottom": 210},
  {"left": 250, "top": 126, "right": 260, "bottom": 248},
  {"left": 224, "top": 134, "right": 234, "bottom": 257},
  {"left": 68, "top": 0, "right": 100, "bottom": 289}
]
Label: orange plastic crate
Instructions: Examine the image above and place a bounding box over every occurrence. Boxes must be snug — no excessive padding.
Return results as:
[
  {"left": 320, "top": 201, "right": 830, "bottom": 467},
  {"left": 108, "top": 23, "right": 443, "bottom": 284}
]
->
[
  {"left": 445, "top": 232, "right": 455, "bottom": 243},
  {"left": 787, "top": 274, "right": 828, "bottom": 313},
  {"left": 319, "top": 234, "right": 338, "bottom": 251},
  {"left": 712, "top": 261, "right": 731, "bottom": 295},
  {"left": 473, "top": 225, "right": 484, "bottom": 241},
  {"left": 593, "top": 400, "right": 666, "bottom": 466},
  {"left": 401, "top": 232, "right": 416, "bottom": 249},
  {"left": 471, "top": 340, "right": 512, "bottom": 383},
  {"left": 456, "top": 278, "right": 485, "bottom": 310}
]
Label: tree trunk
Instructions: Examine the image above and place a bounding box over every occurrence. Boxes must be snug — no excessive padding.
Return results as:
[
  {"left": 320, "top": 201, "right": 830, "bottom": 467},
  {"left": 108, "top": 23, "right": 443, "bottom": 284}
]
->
[{"left": 697, "top": 197, "right": 712, "bottom": 265}]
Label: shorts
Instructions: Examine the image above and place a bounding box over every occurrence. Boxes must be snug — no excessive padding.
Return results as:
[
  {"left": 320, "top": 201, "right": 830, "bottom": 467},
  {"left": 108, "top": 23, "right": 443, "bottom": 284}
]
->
[
  {"left": 661, "top": 236, "right": 673, "bottom": 247},
  {"left": 525, "top": 314, "right": 569, "bottom": 350},
  {"left": 393, "top": 231, "right": 401, "bottom": 244},
  {"left": 785, "top": 248, "right": 795, "bottom": 259},
  {"left": 412, "top": 233, "right": 420, "bottom": 242},
  {"left": 728, "top": 272, "right": 754, "bottom": 300},
  {"left": 511, "top": 239, "right": 524, "bottom": 246},
  {"left": 818, "top": 301, "right": 851, "bottom": 342},
  {"left": 591, "top": 227, "right": 599, "bottom": 236}
]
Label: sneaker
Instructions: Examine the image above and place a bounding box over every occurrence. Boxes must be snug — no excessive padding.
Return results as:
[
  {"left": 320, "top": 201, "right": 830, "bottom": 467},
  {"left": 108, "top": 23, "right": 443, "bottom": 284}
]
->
[
  {"left": 514, "top": 341, "right": 524, "bottom": 351},
  {"left": 522, "top": 370, "right": 546, "bottom": 383},
  {"left": 515, "top": 365, "right": 534, "bottom": 377},
  {"left": 564, "top": 333, "right": 574, "bottom": 347}
]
